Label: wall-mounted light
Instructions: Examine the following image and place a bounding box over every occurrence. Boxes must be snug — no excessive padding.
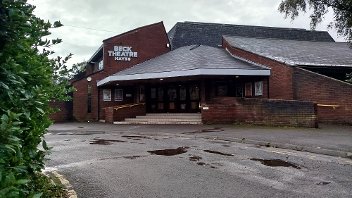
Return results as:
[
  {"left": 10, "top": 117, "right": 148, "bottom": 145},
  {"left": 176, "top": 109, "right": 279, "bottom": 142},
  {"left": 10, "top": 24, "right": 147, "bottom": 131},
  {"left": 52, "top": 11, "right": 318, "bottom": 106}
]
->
[
  {"left": 116, "top": 83, "right": 119, "bottom": 86},
  {"left": 87, "top": 77, "right": 92, "bottom": 82},
  {"left": 160, "top": 79, "right": 164, "bottom": 81},
  {"left": 235, "top": 76, "right": 239, "bottom": 78}
]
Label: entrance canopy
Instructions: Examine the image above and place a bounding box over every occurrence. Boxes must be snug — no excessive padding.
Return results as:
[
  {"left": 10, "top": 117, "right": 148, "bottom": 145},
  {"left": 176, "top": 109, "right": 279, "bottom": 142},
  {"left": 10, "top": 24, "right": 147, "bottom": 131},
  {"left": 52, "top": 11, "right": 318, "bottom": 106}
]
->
[{"left": 97, "top": 45, "right": 270, "bottom": 86}]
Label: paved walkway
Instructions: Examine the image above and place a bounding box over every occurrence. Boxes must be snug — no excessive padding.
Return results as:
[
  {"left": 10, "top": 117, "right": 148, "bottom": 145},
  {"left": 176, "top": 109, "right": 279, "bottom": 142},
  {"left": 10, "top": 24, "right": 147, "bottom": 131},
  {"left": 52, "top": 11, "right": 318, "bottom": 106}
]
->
[{"left": 49, "top": 123, "right": 352, "bottom": 158}]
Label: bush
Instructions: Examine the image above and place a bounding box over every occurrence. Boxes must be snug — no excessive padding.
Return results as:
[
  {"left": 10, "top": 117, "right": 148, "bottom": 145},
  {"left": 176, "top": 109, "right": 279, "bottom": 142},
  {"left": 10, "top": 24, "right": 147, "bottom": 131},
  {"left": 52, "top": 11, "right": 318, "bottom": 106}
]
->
[{"left": 0, "top": 0, "right": 71, "bottom": 197}]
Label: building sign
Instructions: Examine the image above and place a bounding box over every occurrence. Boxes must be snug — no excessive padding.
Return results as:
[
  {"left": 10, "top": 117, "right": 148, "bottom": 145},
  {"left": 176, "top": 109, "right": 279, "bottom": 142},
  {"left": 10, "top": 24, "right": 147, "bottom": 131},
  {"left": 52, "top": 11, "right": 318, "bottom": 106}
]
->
[{"left": 108, "top": 46, "right": 138, "bottom": 61}]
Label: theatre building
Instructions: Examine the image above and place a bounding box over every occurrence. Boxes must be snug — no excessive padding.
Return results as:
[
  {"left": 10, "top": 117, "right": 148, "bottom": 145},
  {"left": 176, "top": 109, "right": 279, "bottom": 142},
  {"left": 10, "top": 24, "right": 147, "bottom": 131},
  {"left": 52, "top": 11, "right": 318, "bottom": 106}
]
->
[{"left": 51, "top": 21, "right": 352, "bottom": 127}]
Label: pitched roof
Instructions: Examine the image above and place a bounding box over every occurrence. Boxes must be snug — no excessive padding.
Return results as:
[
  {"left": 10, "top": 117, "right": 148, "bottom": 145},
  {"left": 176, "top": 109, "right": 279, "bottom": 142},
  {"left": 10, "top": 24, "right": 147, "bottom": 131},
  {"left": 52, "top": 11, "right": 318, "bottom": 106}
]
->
[
  {"left": 223, "top": 36, "right": 352, "bottom": 67},
  {"left": 97, "top": 45, "right": 270, "bottom": 86},
  {"left": 168, "top": 21, "right": 335, "bottom": 49}
]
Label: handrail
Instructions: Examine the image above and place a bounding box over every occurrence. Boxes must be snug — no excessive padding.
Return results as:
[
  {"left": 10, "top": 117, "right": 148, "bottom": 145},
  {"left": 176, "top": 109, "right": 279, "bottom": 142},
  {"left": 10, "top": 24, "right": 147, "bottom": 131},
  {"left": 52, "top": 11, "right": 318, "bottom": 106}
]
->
[
  {"left": 317, "top": 104, "right": 340, "bottom": 109},
  {"left": 113, "top": 103, "right": 145, "bottom": 111}
]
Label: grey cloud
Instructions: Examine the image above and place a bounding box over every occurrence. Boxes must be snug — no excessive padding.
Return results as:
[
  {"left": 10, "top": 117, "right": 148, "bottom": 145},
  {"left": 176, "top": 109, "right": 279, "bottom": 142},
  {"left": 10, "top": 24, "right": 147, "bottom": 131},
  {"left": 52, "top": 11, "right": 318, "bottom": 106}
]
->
[{"left": 30, "top": 0, "right": 343, "bottom": 66}]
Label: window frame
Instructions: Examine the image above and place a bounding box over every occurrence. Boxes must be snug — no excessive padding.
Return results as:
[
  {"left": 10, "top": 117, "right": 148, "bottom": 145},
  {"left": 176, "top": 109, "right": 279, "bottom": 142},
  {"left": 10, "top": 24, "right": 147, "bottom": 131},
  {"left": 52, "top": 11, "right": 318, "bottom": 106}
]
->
[
  {"left": 103, "top": 89, "right": 111, "bottom": 101},
  {"left": 114, "top": 88, "right": 123, "bottom": 101}
]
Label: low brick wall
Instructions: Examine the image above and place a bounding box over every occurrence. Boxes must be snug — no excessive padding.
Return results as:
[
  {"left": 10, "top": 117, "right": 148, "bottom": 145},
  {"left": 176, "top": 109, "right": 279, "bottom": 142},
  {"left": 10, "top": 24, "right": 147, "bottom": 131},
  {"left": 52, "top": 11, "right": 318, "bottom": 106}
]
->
[
  {"left": 293, "top": 68, "right": 352, "bottom": 125},
  {"left": 105, "top": 103, "right": 146, "bottom": 123},
  {"left": 49, "top": 101, "right": 73, "bottom": 122},
  {"left": 202, "top": 97, "right": 317, "bottom": 128}
]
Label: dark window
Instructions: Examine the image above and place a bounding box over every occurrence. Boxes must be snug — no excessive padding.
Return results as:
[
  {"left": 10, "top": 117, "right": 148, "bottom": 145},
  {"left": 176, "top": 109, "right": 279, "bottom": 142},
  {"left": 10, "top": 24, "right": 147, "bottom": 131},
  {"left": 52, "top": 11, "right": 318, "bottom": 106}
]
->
[
  {"left": 114, "top": 89, "right": 123, "bottom": 101},
  {"left": 87, "top": 85, "right": 92, "bottom": 113}
]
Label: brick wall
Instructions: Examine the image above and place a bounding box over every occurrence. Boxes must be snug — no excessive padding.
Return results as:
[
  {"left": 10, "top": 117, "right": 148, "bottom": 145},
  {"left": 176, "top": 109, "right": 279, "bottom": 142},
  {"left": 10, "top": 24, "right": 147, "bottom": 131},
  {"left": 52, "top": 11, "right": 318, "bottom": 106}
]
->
[
  {"left": 103, "top": 22, "right": 170, "bottom": 75},
  {"left": 72, "top": 22, "right": 170, "bottom": 122},
  {"left": 223, "top": 39, "right": 294, "bottom": 100},
  {"left": 293, "top": 67, "right": 352, "bottom": 124},
  {"left": 202, "top": 97, "right": 317, "bottom": 128},
  {"left": 105, "top": 104, "right": 146, "bottom": 123},
  {"left": 49, "top": 101, "right": 73, "bottom": 122}
]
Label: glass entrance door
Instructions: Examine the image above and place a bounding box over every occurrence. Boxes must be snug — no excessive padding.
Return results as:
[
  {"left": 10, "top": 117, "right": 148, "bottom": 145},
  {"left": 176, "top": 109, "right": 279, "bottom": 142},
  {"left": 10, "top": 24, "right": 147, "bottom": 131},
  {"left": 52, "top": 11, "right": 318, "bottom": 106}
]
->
[{"left": 146, "top": 83, "right": 200, "bottom": 113}]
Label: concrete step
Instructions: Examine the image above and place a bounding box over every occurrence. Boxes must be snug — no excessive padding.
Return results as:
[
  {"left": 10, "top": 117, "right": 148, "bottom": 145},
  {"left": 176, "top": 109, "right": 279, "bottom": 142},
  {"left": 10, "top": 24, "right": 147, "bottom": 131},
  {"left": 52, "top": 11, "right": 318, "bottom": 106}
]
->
[
  {"left": 114, "top": 113, "right": 202, "bottom": 125},
  {"left": 114, "top": 121, "right": 202, "bottom": 125},
  {"left": 137, "top": 115, "right": 201, "bottom": 119},
  {"left": 124, "top": 118, "right": 201, "bottom": 122},
  {"left": 145, "top": 113, "right": 201, "bottom": 117}
]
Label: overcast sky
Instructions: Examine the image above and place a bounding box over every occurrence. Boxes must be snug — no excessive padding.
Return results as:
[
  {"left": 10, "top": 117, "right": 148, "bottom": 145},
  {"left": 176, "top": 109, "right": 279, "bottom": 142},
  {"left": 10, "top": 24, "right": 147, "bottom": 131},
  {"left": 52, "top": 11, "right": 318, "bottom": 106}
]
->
[{"left": 29, "top": 0, "right": 343, "bottom": 66}]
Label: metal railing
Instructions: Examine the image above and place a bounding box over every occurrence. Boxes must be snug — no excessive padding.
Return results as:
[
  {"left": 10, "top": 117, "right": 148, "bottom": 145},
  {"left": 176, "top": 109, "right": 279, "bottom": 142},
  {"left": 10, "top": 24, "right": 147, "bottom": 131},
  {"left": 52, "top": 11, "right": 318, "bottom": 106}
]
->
[{"left": 112, "top": 103, "right": 145, "bottom": 111}]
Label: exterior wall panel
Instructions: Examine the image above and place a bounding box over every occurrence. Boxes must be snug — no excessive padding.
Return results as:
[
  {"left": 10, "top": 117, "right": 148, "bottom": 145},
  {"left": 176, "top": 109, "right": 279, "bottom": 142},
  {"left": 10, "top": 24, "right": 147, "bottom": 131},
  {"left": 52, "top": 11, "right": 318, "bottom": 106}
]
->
[
  {"left": 71, "top": 22, "right": 170, "bottom": 122},
  {"left": 293, "top": 67, "right": 352, "bottom": 124},
  {"left": 223, "top": 39, "right": 294, "bottom": 100}
]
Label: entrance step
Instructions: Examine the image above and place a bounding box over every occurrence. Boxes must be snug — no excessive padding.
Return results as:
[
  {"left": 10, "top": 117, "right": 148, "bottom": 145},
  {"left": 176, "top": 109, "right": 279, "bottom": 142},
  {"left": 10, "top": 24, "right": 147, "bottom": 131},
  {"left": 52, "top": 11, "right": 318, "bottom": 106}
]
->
[{"left": 114, "top": 113, "right": 202, "bottom": 125}]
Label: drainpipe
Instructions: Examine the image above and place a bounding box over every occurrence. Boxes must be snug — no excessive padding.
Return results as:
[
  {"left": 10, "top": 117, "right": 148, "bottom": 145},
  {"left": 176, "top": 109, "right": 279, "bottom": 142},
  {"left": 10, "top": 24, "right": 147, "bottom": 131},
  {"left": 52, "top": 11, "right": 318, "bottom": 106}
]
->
[
  {"left": 267, "top": 77, "right": 270, "bottom": 99},
  {"left": 97, "top": 87, "right": 100, "bottom": 120}
]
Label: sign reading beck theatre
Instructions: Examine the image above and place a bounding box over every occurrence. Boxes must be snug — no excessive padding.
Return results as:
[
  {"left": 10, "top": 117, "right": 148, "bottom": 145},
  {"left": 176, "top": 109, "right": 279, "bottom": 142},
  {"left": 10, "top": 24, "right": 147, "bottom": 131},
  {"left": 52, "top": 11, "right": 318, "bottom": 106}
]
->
[{"left": 108, "top": 46, "right": 138, "bottom": 61}]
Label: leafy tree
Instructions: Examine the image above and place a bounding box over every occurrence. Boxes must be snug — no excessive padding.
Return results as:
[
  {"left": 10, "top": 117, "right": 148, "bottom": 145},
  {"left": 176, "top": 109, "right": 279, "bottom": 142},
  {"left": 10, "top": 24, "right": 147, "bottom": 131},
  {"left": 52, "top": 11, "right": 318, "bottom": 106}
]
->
[
  {"left": 70, "top": 61, "right": 87, "bottom": 79},
  {"left": 279, "top": 0, "right": 352, "bottom": 42},
  {"left": 0, "top": 0, "right": 71, "bottom": 197},
  {"left": 278, "top": 0, "right": 352, "bottom": 82}
]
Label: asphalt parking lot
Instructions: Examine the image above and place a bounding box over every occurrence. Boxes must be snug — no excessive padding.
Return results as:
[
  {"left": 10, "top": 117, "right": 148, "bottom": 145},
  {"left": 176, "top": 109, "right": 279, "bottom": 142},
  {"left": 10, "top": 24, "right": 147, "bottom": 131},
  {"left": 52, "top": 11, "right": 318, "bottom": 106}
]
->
[{"left": 45, "top": 123, "right": 352, "bottom": 198}]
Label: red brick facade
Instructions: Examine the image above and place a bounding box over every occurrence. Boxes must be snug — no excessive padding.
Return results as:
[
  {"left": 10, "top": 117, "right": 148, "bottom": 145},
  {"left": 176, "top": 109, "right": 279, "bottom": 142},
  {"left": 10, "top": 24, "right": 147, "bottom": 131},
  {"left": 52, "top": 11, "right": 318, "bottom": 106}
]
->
[
  {"left": 72, "top": 22, "right": 170, "bottom": 121},
  {"left": 293, "top": 68, "right": 352, "bottom": 124},
  {"left": 202, "top": 97, "right": 317, "bottom": 127},
  {"left": 224, "top": 38, "right": 352, "bottom": 125},
  {"left": 104, "top": 103, "right": 146, "bottom": 123},
  {"left": 49, "top": 101, "right": 72, "bottom": 122},
  {"left": 223, "top": 39, "right": 294, "bottom": 100},
  {"left": 50, "top": 22, "right": 351, "bottom": 126}
]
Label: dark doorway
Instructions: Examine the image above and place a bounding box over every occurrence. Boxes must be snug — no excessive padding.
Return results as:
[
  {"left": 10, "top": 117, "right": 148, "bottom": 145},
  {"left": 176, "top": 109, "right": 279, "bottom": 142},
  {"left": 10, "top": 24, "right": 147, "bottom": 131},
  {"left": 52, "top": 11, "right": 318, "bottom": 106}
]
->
[{"left": 146, "top": 83, "right": 200, "bottom": 113}]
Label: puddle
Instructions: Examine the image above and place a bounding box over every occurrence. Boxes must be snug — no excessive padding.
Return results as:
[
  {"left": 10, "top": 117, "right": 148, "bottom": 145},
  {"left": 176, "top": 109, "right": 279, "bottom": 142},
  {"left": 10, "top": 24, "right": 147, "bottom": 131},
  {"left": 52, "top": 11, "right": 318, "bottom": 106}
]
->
[
  {"left": 123, "top": 156, "right": 142, "bottom": 159},
  {"left": 183, "top": 127, "right": 224, "bottom": 134},
  {"left": 89, "top": 138, "right": 126, "bottom": 145},
  {"left": 148, "top": 147, "right": 189, "bottom": 156},
  {"left": 201, "top": 127, "right": 224, "bottom": 132},
  {"left": 250, "top": 158, "right": 301, "bottom": 169},
  {"left": 203, "top": 150, "right": 234, "bottom": 156},
  {"left": 122, "top": 135, "right": 151, "bottom": 139},
  {"left": 189, "top": 155, "right": 202, "bottom": 161},
  {"left": 58, "top": 131, "right": 105, "bottom": 135},
  {"left": 316, "top": 181, "right": 330, "bottom": 185}
]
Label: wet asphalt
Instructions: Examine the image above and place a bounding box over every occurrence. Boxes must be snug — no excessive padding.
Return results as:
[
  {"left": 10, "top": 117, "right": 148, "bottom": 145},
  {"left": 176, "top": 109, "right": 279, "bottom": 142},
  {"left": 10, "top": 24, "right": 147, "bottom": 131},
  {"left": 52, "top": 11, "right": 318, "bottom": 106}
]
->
[{"left": 45, "top": 123, "right": 352, "bottom": 198}]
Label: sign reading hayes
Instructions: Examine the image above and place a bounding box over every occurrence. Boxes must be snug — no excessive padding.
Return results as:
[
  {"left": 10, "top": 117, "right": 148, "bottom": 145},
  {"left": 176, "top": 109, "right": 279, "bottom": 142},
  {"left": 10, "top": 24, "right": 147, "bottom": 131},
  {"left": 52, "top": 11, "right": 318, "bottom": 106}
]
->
[{"left": 108, "top": 46, "right": 138, "bottom": 61}]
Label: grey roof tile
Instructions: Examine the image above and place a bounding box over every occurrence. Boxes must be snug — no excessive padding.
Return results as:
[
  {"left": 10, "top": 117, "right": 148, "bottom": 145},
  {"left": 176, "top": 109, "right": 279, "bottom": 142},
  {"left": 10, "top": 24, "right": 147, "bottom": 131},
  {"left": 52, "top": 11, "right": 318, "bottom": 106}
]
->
[
  {"left": 223, "top": 36, "right": 352, "bottom": 67},
  {"left": 168, "top": 21, "right": 335, "bottom": 49},
  {"left": 113, "top": 45, "right": 269, "bottom": 76}
]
